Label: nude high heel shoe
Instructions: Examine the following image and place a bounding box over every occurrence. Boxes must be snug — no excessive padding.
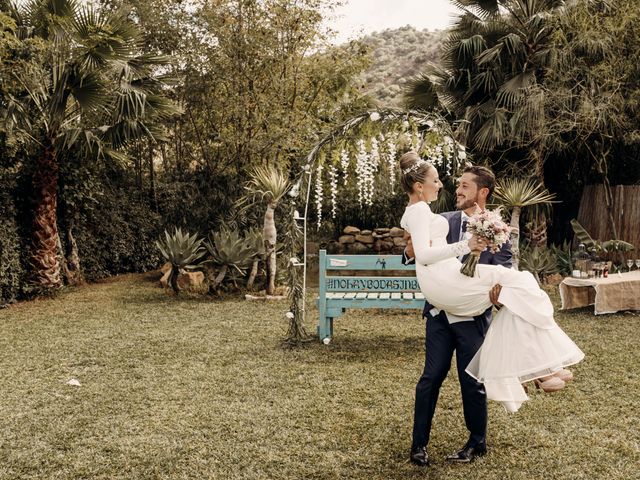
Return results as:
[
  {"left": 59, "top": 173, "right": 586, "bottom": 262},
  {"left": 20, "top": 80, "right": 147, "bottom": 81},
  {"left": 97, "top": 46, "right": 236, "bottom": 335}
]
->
[
  {"left": 553, "top": 369, "right": 573, "bottom": 382},
  {"left": 534, "top": 376, "right": 565, "bottom": 393}
]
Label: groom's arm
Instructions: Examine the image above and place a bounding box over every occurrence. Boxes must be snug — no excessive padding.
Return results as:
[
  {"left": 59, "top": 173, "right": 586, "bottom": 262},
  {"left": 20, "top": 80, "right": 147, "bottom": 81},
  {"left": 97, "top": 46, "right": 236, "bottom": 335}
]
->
[{"left": 492, "top": 240, "right": 513, "bottom": 269}]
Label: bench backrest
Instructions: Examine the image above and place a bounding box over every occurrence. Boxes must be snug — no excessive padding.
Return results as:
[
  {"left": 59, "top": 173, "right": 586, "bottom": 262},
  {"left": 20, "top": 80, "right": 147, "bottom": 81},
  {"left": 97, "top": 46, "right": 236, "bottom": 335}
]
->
[{"left": 319, "top": 250, "right": 419, "bottom": 295}]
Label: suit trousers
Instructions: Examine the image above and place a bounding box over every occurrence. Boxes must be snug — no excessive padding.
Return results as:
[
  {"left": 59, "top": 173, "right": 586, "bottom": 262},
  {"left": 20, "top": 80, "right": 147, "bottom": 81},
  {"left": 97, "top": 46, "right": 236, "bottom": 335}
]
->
[{"left": 411, "top": 310, "right": 490, "bottom": 450}]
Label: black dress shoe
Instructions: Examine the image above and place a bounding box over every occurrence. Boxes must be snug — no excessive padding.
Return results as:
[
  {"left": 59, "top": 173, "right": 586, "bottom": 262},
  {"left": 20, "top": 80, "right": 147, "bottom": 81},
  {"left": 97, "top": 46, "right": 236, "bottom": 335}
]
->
[
  {"left": 445, "top": 445, "right": 487, "bottom": 463},
  {"left": 409, "top": 446, "right": 429, "bottom": 466}
]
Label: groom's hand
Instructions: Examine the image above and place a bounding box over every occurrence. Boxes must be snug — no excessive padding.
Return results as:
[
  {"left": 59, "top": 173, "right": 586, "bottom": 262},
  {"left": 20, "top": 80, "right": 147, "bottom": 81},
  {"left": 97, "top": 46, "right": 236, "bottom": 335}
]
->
[{"left": 490, "top": 284, "right": 503, "bottom": 308}]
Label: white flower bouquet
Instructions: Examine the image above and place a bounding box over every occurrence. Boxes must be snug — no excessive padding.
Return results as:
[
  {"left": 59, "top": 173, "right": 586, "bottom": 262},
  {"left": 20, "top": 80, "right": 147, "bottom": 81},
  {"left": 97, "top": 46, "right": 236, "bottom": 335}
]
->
[{"left": 460, "top": 206, "right": 511, "bottom": 277}]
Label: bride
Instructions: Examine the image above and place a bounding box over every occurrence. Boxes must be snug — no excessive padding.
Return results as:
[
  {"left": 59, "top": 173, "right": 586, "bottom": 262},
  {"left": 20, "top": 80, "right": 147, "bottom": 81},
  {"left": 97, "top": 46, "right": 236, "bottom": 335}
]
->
[{"left": 399, "top": 153, "right": 584, "bottom": 412}]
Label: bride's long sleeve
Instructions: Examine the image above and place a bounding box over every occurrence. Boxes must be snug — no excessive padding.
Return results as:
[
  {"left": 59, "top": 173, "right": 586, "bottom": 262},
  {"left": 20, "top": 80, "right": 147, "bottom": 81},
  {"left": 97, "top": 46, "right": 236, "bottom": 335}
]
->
[{"left": 401, "top": 202, "right": 470, "bottom": 265}]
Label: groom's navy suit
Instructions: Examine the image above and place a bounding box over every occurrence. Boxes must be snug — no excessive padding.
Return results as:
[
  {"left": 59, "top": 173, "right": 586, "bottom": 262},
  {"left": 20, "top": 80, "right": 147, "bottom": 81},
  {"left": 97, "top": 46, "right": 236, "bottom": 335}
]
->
[{"left": 403, "top": 210, "right": 512, "bottom": 452}]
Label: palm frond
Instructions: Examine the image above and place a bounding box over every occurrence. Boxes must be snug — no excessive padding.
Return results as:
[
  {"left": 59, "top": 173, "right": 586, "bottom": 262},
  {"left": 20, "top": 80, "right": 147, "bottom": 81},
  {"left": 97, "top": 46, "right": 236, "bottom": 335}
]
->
[{"left": 494, "top": 177, "right": 559, "bottom": 208}]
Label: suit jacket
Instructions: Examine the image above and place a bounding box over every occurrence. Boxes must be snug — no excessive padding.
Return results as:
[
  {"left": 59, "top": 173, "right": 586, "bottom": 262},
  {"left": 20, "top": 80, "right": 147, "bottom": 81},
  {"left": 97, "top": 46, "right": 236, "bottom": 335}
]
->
[{"left": 403, "top": 210, "right": 513, "bottom": 320}]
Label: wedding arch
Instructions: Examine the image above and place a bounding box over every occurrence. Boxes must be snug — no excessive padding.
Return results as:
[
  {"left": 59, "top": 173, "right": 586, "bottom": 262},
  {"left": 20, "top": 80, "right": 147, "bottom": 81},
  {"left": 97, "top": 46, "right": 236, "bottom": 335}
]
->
[{"left": 283, "top": 108, "right": 467, "bottom": 344}]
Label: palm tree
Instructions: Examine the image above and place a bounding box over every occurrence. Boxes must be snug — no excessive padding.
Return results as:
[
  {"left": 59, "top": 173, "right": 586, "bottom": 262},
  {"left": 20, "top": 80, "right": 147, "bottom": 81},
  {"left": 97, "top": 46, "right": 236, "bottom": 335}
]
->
[
  {"left": 241, "top": 165, "right": 291, "bottom": 295},
  {"left": 493, "top": 177, "right": 558, "bottom": 270},
  {"left": 5, "top": 0, "right": 178, "bottom": 290},
  {"left": 405, "top": 0, "right": 568, "bottom": 174}
]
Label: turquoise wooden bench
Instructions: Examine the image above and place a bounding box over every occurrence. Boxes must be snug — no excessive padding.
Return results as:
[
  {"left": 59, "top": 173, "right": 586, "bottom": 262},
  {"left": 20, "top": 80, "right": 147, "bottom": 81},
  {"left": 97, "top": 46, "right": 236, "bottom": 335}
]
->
[{"left": 317, "top": 249, "right": 425, "bottom": 343}]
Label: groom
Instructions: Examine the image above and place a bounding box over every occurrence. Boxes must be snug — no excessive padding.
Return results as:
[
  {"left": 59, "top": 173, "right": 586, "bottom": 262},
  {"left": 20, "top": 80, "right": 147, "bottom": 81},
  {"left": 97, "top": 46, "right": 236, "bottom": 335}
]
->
[{"left": 404, "top": 165, "right": 512, "bottom": 466}]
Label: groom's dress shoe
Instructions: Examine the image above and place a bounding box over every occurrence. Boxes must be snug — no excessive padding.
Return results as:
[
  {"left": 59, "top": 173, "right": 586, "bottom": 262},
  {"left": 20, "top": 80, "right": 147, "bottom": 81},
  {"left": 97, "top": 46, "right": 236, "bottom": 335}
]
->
[
  {"left": 409, "top": 446, "right": 429, "bottom": 466},
  {"left": 446, "top": 445, "right": 487, "bottom": 463}
]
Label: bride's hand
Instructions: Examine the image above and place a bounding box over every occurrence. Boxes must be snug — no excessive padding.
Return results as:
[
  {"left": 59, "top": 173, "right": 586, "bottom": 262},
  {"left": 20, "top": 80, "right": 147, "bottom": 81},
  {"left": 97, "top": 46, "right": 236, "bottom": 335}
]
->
[{"left": 468, "top": 234, "right": 487, "bottom": 254}]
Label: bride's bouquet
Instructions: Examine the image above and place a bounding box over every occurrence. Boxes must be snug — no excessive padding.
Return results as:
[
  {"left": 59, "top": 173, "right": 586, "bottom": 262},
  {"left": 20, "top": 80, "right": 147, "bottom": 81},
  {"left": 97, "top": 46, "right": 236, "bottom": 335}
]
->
[{"left": 460, "top": 206, "right": 511, "bottom": 277}]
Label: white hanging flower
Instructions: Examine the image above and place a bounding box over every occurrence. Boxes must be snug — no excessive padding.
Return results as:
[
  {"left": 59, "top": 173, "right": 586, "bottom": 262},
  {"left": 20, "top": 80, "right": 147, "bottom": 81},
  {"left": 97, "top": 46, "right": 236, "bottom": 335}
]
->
[
  {"left": 315, "top": 164, "right": 324, "bottom": 229},
  {"left": 369, "top": 111, "right": 381, "bottom": 121},
  {"left": 340, "top": 148, "right": 350, "bottom": 182},
  {"left": 328, "top": 164, "right": 338, "bottom": 219},
  {"left": 370, "top": 137, "right": 380, "bottom": 170},
  {"left": 285, "top": 311, "right": 295, "bottom": 319},
  {"left": 288, "top": 178, "right": 300, "bottom": 198},
  {"left": 355, "top": 139, "right": 368, "bottom": 207},
  {"left": 386, "top": 137, "right": 397, "bottom": 193}
]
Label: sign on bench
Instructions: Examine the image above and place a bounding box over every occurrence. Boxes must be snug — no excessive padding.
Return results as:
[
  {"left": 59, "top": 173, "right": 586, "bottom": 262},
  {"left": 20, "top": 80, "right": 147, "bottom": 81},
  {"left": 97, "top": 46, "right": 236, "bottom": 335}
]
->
[{"left": 317, "top": 250, "right": 425, "bottom": 343}]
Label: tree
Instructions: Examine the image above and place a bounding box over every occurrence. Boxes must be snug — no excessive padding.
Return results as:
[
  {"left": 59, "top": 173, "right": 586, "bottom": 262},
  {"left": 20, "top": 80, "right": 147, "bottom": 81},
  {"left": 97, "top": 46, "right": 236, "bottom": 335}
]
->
[{"left": 5, "top": 0, "right": 178, "bottom": 290}]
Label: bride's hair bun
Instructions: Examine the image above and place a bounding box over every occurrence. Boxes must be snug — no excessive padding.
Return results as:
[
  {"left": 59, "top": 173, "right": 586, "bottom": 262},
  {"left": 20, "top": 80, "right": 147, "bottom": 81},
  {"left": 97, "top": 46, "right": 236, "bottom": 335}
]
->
[{"left": 399, "top": 151, "right": 431, "bottom": 194}]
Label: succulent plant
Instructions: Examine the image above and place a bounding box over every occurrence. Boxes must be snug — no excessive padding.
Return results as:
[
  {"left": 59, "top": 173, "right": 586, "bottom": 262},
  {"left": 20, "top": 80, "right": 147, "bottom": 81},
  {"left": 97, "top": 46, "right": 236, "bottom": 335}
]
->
[
  {"left": 156, "top": 227, "right": 206, "bottom": 294},
  {"left": 205, "top": 228, "right": 254, "bottom": 291},
  {"left": 519, "top": 244, "right": 559, "bottom": 284}
]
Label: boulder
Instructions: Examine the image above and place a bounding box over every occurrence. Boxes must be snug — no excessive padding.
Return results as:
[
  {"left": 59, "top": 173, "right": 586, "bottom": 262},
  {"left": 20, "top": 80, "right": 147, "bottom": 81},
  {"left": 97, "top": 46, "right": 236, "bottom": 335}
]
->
[
  {"left": 338, "top": 235, "right": 356, "bottom": 244},
  {"left": 393, "top": 237, "right": 408, "bottom": 247},
  {"left": 177, "top": 271, "right": 205, "bottom": 289},
  {"left": 348, "top": 242, "right": 370, "bottom": 254},
  {"left": 306, "top": 241, "right": 320, "bottom": 255},
  {"left": 326, "top": 241, "right": 345, "bottom": 254},
  {"left": 374, "top": 228, "right": 390, "bottom": 234},
  {"left": 343, "top": 226, "right": 361, "bottom": 235},
  {"left": 391, "top": 246, "right": 406, "bottom": 255},
  {"left": 544, "top": 273, "right": 564, "bottom": 286},
  {"left": 159, "top": 269, "right": 171, "bottom": 288},
  {"left": 160, "top": 262, "right": 172, "bottom": 274},
  {"left": 355, "top": 234, "right": 374, "bottom": 244},
  {"left": 361, "top": 229, "right": 373, "bottom": 236},
  {"left": 389, "top": 227, "right": 406, "bottom": 238},
  {"left": 374, "top": 239, "right": 395, "bottom": 253}
]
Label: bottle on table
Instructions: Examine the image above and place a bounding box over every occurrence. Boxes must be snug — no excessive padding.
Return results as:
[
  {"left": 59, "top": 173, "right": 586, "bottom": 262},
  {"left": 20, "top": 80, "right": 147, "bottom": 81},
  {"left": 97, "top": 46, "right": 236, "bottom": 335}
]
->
[{"left": 572, "top": 243, "right": 591, "bottom": 278}]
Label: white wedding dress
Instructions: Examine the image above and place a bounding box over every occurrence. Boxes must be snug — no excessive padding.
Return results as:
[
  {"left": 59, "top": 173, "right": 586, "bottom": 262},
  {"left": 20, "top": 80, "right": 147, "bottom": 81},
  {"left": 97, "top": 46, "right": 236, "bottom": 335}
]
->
[{"left": 401, "top": 202, "right": 584, "bottom": 412}]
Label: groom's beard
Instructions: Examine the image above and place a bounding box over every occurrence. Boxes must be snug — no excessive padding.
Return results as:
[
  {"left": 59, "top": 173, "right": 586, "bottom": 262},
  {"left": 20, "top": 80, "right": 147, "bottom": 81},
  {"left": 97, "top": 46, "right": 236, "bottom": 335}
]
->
[{"left": 456, "top": 196, "right": 479, "bottom": 210}]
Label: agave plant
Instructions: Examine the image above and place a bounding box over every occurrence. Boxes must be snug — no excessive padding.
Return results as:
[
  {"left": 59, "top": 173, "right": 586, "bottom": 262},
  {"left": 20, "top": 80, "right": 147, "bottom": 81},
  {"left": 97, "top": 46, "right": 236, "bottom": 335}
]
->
[
  {"left": 519, "top": 244, "right": 559, "bottom": 284},
  {"left": 493, "top": 177, "right": 558, "bottom": 270},
  {"left": 205, "top": 228, "right": 254, "bottom": 292},
  {"left": 156, "top": 228, "right": 206, "bottom": 294},
  {"left": 550, "top": 241, "right": 573, "bottom": 276}
]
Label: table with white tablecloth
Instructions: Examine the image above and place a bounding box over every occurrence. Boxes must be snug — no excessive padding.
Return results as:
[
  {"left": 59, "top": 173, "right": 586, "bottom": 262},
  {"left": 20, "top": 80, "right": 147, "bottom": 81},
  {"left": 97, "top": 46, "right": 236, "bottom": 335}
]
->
[{"left": 559, "top": 270, "right": 640, "bottom": 315}]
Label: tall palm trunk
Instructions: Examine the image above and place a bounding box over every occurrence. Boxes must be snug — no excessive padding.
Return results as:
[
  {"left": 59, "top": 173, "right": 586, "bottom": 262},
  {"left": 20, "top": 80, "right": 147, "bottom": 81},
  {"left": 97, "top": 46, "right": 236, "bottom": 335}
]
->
[
  {"left": 509, "top": 206, "right": 522, "bottom": 271},
  {"left": 31, "top": 142, "right": 62, "bottom": 289},
  {"left": 263, "top": 201, "right": 277, "bottom": 295}
]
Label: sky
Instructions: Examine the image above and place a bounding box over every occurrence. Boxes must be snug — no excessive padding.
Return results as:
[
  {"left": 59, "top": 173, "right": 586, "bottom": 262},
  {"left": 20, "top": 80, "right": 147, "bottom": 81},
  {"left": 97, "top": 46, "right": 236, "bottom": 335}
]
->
[{"left": 328, "top": 0, "right": 459, "bottom": 44}]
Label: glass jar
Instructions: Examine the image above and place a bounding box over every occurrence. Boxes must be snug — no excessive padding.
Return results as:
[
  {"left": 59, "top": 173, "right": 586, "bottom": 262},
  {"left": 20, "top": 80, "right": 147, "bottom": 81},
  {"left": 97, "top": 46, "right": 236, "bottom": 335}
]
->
[{"left": 572, "top": 243, "right": 591, "bottom": 278}]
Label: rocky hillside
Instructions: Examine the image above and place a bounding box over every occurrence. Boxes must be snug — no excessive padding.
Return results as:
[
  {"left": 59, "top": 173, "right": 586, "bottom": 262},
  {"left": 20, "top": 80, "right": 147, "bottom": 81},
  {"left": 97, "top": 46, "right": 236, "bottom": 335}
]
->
[{"left": 353, "top": 25, "right": 447, "bottom": 107}]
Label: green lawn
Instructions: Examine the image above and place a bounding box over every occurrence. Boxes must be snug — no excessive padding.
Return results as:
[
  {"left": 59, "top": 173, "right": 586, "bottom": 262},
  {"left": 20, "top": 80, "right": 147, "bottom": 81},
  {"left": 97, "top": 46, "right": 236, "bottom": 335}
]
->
[{"left": 1, "top": 272, "right": 639, "bottom": 479}]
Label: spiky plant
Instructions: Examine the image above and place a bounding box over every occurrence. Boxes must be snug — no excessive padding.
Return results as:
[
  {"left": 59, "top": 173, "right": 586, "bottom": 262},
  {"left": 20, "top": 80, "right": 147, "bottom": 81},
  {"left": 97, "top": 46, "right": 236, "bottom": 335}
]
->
[
  {"left": 156, "top": 228, "right": 206, "bottom": 294},
  {"left": 241, "top": 165, "right": 291, "bottom": 295},
  {"left": 205, "top": 228, "right": 254, "bottom": 293},
  {"left": 550, "top": 241, "right": 573, "bottom": 276},
  {"left": 493, "top": 177, "right": 558, "bottom": 270},
  {"left": 519, "top": 244, "right": 559, "bottom": 284}
]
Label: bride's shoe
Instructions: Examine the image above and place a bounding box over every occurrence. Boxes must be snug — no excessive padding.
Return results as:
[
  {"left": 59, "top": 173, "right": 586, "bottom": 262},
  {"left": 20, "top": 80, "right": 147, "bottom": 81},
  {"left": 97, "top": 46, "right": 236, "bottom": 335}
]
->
[
  {"left": 534, "top": 376, "right": 565, "bottom": 393},
  {"left": 553, "top": 368, "right": 573, "bottom": 382}
]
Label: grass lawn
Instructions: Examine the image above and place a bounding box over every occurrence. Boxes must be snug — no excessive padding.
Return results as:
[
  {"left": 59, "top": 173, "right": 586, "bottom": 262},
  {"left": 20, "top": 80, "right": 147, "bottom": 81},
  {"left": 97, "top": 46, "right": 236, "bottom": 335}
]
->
[{"left": 1, "top": 272, "right": 639, "bottom": 479}]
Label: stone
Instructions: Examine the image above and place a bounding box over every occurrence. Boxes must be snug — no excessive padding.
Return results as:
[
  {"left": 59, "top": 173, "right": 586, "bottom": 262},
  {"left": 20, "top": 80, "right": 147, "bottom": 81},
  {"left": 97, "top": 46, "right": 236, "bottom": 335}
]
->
[
  {"left": 326, "top": 241, "right": 345, "bottom": 254},
  {"left": 389, "top": 227, "right": 406, "bottom": 238},
  {"left": 374, "top": 228, "right": 390, "bottom": 234},
  {"left": 160, "top": 262, "right": 172, "bottom": 274},
  {"left": 348, "top": 242, "right": 370, "bottom": 254},
  {"left": 544, "top": 273, "right": 564, "bottom": 286},
  {"left": 393, "top": 237, "right": 408, "bottom": 247},
  {"left": 177, "top": 271, "right": 205, "bottom": 289},
  {"left": 159, "top": 269, "right": 171, "bottom": 288},
  {"left": 343, "top": 226, "right": 361, "bottom": 235},
  {"left": 338, "top": 235, "right": 356, "bottom": 244},
  {"left": 391, "top": 246, "right": 406, "bottom": 255},
  {"left": 380, "top": 240, "right": 395, "bottom": 252},
  {"left": 373, "top": 232, "right": 390, "bottom": 239},
  {"left": 361, "top": 229, "right": 373, "bottom": 235},
  {"left": 355, "top": 234, "right": 374, "bottom": 244}
]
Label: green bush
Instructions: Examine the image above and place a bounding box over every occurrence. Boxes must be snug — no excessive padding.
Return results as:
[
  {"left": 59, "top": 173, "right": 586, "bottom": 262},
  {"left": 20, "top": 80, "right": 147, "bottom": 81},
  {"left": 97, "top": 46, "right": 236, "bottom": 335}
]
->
[{"left": 0, "top": 176, "right": 26, "bottom": 305}]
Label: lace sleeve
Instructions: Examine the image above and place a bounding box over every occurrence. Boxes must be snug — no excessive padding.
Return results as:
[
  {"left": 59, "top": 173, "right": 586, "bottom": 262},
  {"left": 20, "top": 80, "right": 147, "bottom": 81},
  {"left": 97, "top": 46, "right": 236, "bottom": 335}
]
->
[{"left": 403, "top": 203, "right": 471, "bottom": 265}]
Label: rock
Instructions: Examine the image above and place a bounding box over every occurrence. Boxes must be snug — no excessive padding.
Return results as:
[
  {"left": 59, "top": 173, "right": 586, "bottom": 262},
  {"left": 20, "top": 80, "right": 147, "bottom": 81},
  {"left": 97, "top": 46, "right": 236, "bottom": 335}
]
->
[
  {"left": 380, "top": 240, "right": 395, "bottom": 252},
  {"left": 160, "top": 262, "right": 172, "bottom": 274},
  {"left": 373, "top": 232, "right": 390, "bottom": 239},
  {"left": 159, "top": 269, "right": 171, "bottom": 288},
  {"left": 326, "top": 241, "right": 345, "bottom": 254},
  {"left": 393, "top": 237, "right": 408, "bottom": 247},
  {"left": 348, "top": 242, "right": 370, "bottom": 254},
  {"left": 361, "top": 229, "right": 373, "bottom": 235},
  {"left": 391, "top": 246, "right": 406, "bottom": 255},
  {"left": 389, "top": 227, "right": 406, "bottom": 238},
  {"left": 338, "top": 235, "right": 356, "bottom": 244},
  {"left": 343, "top": 226, "right": 361, "bottom": 235},
  {"left": 355, "top": 234, "right": 374, "bottom": 244},
  {"left": 375, "top": 228, "right": 390, "bottom": 234},
  {"left": 177, "top": 271, "right": 205, "bottom": 289}
]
